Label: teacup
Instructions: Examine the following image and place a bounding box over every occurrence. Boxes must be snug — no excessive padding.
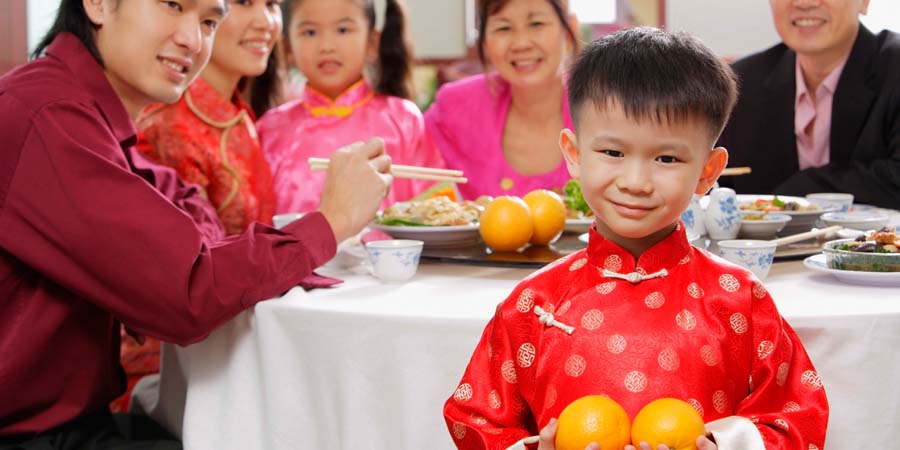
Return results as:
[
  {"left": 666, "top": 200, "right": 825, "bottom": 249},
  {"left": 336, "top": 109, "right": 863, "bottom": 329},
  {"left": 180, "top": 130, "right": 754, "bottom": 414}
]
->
[
  {"left": 273, "top": 213, "right": 304, "bottom": 229},
  {"left": 806, "top": 193, "right": 854, "bottom": 212},
  {"left": 717, "top": 239, "right": 778, "bottom": 280},
  {"left": 365, "top": 239, "right": 424, "bottom": 283}
]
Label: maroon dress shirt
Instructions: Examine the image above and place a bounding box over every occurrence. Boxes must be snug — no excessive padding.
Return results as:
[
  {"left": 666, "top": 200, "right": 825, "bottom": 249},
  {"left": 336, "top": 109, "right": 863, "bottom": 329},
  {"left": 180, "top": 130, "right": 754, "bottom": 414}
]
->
[{"left": 0, "top": 33, "right": 337, "bottom": 436}]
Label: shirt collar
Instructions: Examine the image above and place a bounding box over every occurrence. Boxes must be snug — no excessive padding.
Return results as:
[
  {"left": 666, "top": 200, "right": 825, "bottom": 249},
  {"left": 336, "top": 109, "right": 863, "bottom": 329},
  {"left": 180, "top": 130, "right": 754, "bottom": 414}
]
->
[
  {"left": 303, "top": 80, "right": 374, "bottom": 118},
  {"left": 185, "top": 76, "right": 253, "bottom": 123},
  {"left": 46, "top": 33, "right": 136, "bottom": 148},
  {"left": 586, "top": 222, "right": 691, "bottom": 276},
  {"left": 795, "top": 55, "right": 849, "bottom": 102}
]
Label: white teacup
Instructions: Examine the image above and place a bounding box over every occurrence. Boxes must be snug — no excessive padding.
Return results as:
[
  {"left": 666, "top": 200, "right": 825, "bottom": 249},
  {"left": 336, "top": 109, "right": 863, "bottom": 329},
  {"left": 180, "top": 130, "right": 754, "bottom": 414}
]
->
[
  {"left": 806, "top": 193, "right": 853, "bottom": 212},
  {"left": 717, "top": 239, "right": 778, "bottom": 280},
  {"left": 273, "top": 212, "right": 304, "bottom": 229},
  {"left": 365, "top": 240, "right": 424, "bottom": 283}
]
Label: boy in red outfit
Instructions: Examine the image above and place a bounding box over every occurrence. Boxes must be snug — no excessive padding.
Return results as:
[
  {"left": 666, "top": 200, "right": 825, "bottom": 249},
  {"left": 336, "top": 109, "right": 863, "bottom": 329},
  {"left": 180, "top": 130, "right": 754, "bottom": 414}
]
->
[{"left": 444, "top": 27, "right": 828, "bottom": 450}]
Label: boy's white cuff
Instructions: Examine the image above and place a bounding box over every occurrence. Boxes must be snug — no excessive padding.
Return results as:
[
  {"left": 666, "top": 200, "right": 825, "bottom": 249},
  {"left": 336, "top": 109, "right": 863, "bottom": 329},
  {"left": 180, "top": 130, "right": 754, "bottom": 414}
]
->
[{"left": 705, "top": 416, "right": 765, "bottom": 450}]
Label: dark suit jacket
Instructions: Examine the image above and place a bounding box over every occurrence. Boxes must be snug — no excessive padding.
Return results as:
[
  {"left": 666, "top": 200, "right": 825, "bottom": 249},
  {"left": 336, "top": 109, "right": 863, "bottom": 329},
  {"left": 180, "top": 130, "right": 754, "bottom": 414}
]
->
[{"left": 718, "top": 25, "right": 900, "bottom": 209}]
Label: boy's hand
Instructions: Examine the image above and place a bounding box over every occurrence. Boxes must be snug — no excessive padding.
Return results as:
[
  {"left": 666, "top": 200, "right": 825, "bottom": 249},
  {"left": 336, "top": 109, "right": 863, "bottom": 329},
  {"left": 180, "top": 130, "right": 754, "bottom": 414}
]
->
[
  {"left": 624, "top": 435, "right": 717, "bottom": 450},
  {"left": 537, "top": 418, "right": 600, "bottom": 450}
]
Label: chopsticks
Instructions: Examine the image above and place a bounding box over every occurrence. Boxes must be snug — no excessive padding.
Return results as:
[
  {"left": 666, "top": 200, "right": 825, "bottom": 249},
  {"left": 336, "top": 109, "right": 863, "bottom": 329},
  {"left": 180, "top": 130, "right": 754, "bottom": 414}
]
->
[
  {"left": 721, "top": 166, "right": 752, "bottom": 176},
  {"left": 308, "top": 157, "right": 468, "bottom": 184},
  {"left": 769, "top": 225, "right": 842, "bottom": 247}
]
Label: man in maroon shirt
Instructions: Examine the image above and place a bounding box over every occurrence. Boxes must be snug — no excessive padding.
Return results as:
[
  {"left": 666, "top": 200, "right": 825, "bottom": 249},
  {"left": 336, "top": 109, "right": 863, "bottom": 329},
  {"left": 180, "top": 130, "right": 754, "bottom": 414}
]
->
[{"left": 0, "top": 0, "right": 392, "bottom": 448}]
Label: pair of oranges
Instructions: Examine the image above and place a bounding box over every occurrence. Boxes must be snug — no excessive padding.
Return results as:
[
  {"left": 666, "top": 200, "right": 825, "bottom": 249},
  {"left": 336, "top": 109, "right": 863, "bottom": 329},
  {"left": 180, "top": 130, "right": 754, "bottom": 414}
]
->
[
  {"left": 479, "top": 190, "right": 567, "bottom": 251},
  {"left": 555, "top": 396, "right": 706, "bottom": 450}
]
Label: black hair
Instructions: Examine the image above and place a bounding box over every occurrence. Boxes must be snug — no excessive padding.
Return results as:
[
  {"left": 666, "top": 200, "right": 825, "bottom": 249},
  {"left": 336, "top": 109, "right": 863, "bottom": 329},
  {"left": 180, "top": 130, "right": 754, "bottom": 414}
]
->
[
  {"left": 281, "top": 0, "right": 414, "bottom": 100},
  {"left": 31, "top": 0, "right": 107, "bottom": 65},
  {"left": 568, "top": 27, "right": 738, "bottom": 140},
  {"left": 476, "top": 0, "right": 579, "bottom": 69},
  {"left": 241, "top": 45, "right": 284, "bottom": 118}
]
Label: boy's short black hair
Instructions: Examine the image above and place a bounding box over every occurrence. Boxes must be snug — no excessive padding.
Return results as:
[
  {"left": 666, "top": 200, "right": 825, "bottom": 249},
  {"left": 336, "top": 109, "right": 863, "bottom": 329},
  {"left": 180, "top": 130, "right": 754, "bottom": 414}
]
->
[{"left": 568, "top": 27, "right": 738, "bottom": 141}]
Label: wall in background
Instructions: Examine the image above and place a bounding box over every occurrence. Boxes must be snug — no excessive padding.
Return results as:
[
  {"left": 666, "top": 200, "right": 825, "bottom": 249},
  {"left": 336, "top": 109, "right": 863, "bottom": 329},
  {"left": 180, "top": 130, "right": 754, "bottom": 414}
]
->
[
  {"left": 1, "top": 0, "right": 28, "bottom": 74},
  {"left": 666, "top": 0, "right": 779, "bottom": 59},
  {"left": 27, "top": 0, "right": 58, "bottom": 54}
]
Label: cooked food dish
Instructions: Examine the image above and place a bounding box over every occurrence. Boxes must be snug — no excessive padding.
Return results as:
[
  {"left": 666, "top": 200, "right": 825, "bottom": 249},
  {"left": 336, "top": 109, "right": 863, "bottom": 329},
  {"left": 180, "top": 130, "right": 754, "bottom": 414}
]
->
[
  {"left": 563, "top": 179, "right": 594, "bottom": 220},
  {"left": 378, "top": 197, "right": 480, "bottom": 226},
  {"left": 823, "top": 229, "right": 900, "bottom": 273},
  {"left": 835, "top": 228, "right": 899, "bottom": 254},
  {"left": 740, "top": 197, "right": 821, "bottom": 212}
]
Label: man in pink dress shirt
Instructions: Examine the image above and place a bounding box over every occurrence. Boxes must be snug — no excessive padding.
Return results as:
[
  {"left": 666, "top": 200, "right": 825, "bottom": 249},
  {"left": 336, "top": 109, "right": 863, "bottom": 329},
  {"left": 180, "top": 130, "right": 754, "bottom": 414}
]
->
[
  {"left": 0, "top": 0, "right": 391, "bottom": 448},
  {"left": 718, "top": 0, "right": 900, "bottom": 209}
]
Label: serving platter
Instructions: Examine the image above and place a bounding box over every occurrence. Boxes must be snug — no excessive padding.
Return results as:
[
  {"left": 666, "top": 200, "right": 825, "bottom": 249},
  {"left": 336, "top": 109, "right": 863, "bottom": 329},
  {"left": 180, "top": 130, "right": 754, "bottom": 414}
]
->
[
  {"left": 420, "top": 234, "right": 586, "bottom": 268},
  {"left": 369, "top": 223, "right": 481, "bottom": 249},
  {"left": 803, "top": 253, "right": 900, "bottom": 287}
]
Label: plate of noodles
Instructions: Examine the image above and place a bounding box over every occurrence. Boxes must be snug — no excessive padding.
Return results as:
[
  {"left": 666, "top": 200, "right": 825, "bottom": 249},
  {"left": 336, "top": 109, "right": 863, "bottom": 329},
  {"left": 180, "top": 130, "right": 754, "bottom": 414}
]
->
[{"left": 371, "top": 197, "right": 483, "bottom": 248}]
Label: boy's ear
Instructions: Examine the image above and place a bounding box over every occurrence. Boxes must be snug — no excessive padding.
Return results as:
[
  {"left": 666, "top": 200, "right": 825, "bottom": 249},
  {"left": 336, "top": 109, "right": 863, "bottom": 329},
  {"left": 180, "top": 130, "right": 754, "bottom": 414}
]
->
[
  {"left": 696, "top": 147, "right": 728, "bottom": 195},
  {"left": 560, "top": 129, "right": 580, "bottom": 180},
  {"left": 83, "top": 0, "right": 107, "bottom": 26}
]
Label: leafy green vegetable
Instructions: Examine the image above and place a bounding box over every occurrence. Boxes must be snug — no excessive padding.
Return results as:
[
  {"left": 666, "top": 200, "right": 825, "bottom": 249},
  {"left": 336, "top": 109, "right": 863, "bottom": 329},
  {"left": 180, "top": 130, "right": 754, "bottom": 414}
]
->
[
  {"left": 563, "top": 179, "right": 590, "bottom": 214},
  {"left": 376, "top": 218, "right": 430, "bottom": 226},
  {"left": 772, "top": 196, "right": 785, "bottom": 208}
]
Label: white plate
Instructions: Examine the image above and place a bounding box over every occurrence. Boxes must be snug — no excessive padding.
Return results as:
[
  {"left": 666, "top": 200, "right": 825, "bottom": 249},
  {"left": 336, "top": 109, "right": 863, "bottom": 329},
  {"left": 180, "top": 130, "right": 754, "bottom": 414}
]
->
[
  {"left": 736, "top": 194, "right": 836, "bottom": 234},
  {"left": 369, "top": 223, "right": 481, "bottom": 249},
  {"left": 564, "top": 218, "right": 594, "bottom": 234},
  {"left": 803, "top": 253, "right": 900, "bottom": 287}
]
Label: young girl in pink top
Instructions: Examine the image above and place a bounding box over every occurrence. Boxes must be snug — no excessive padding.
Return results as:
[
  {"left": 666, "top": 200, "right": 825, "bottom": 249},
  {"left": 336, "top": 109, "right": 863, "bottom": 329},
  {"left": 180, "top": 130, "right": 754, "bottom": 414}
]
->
[
  {"left": 258, "top": 0, "right": 444, "bottom": 214},
  {"left": 425, "top": 0, "right": 579, "bottom": 200}
]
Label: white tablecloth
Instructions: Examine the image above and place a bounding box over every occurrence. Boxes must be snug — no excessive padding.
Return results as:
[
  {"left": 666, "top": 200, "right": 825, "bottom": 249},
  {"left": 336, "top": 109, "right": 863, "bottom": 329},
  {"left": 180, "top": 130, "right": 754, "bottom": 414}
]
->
[{"left": 138, "top": 251, "right": 900, "bottom": 450}]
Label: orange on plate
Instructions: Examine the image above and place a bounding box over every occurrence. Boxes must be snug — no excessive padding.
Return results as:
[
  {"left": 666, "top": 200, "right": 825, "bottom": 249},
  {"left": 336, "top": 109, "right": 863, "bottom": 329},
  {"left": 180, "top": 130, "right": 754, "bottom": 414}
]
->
[
  {"left": 523, "top": 189, "right": 566, "bottom": 246},
  {"left": 556, "top": 395, "right": 631, "bottom": 450},
  {"left": 479, "top": 196, "right": 533, "bottom": 252},
  {"left": 631, "top": 398, "right": 705, "bottom": 450}
]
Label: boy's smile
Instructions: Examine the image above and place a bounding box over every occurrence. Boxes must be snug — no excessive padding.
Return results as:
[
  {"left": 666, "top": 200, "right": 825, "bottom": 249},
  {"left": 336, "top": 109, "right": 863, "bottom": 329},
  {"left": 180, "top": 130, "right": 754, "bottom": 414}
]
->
[{"left": 561, "top": 101, "right": 727, "bottom": 257}]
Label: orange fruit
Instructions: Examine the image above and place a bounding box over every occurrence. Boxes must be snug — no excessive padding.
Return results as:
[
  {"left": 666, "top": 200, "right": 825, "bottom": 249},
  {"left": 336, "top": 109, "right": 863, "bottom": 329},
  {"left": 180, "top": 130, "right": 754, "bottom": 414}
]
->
[
  {"left": 523, "top": 189, "right": 566, "bottom": 246},
  {"left": 631, "top": 398, "right": 705, "bottom": 450},
  {"left": 556, "top": 395, "right": 631, "bottom": 450},
  {"left": 479, "top": 196, "right": 533, "bottom": 251}
]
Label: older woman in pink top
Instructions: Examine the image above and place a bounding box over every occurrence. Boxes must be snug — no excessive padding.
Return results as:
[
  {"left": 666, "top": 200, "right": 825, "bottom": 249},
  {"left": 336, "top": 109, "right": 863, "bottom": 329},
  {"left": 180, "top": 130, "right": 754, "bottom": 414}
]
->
[{"left": 425, "top": 0, "right": 579, "bottom": 199}]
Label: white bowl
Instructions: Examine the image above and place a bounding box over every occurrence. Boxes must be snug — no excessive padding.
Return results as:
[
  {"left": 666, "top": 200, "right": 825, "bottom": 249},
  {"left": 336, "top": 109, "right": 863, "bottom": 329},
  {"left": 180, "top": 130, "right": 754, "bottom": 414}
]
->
[
  {"left": 806, "top": 193, "right": 854, "bottom": 212},
  {"left": 820, "top": 212, "right": 889, "bottom": 231},
  {"left": 739, "top": 213, "right": 792, "bottom": 239},
  {"left": 717, "top": 239, "right": 778, "bottom": 279},
  {"left": 365, "top": 239, "right": 424, "bottom": 283},
  {"left": 273, "top": 213, "right": 304, "bottom": 229}
]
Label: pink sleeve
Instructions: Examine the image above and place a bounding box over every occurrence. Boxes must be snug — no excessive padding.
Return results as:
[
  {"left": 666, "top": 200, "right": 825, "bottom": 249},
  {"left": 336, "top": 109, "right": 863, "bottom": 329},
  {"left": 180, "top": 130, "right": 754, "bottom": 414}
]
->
[
  {"left": 729, "top": 284, "right": 829, "bottom": 449},
  {"left": 424, "top": 88, "right": 463, "bottom": 171},
  {"left": 444, "top": 304, "right": 535, "bottom": 450}
]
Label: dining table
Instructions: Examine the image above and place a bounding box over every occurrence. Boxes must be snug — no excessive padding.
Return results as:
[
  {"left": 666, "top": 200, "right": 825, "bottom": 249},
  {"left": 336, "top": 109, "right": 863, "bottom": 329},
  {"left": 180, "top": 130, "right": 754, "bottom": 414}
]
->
[{"left": 135, "top": 215, "right": 900, "bottom": 450}]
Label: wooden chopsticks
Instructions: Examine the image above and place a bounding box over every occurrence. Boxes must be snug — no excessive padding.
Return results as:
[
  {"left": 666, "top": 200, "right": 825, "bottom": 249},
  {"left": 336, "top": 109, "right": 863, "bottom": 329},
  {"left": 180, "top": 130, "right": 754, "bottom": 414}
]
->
[
  {"left": 308, "top": 157, "right": 468, "bottom": 184},
  {"left": 721, "top": 166, "right": 752, "bottom": 176}
]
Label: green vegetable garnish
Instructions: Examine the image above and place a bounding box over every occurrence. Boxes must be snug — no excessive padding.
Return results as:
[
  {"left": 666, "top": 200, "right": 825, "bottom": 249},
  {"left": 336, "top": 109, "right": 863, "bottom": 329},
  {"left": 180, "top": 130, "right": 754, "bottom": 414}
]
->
[
  {"left": 564, "top": 179, "right": 590, "bottom": 214},
  {"left": 772, "top": 196, "right": 785, "bottom": 208},
  {"left": 377, "top": 218, "right": 430, "bottom": 226}
]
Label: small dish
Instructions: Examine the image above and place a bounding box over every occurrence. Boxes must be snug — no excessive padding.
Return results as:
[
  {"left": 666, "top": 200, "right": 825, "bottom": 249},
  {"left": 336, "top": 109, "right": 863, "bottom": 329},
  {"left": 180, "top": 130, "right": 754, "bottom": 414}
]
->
[
  {"left": 820, "top": 212, "right": 889, "bottom": 231},
  {"left": 738, "top": 213, "right": 792, "bottom": 239}
]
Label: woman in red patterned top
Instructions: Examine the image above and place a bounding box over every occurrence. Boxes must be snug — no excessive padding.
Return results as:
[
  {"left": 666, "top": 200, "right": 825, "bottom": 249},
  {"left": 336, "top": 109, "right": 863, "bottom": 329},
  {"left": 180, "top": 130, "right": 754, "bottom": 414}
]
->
[{"left": 115, "top": 0, "right": 285, "bottom": 412}]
